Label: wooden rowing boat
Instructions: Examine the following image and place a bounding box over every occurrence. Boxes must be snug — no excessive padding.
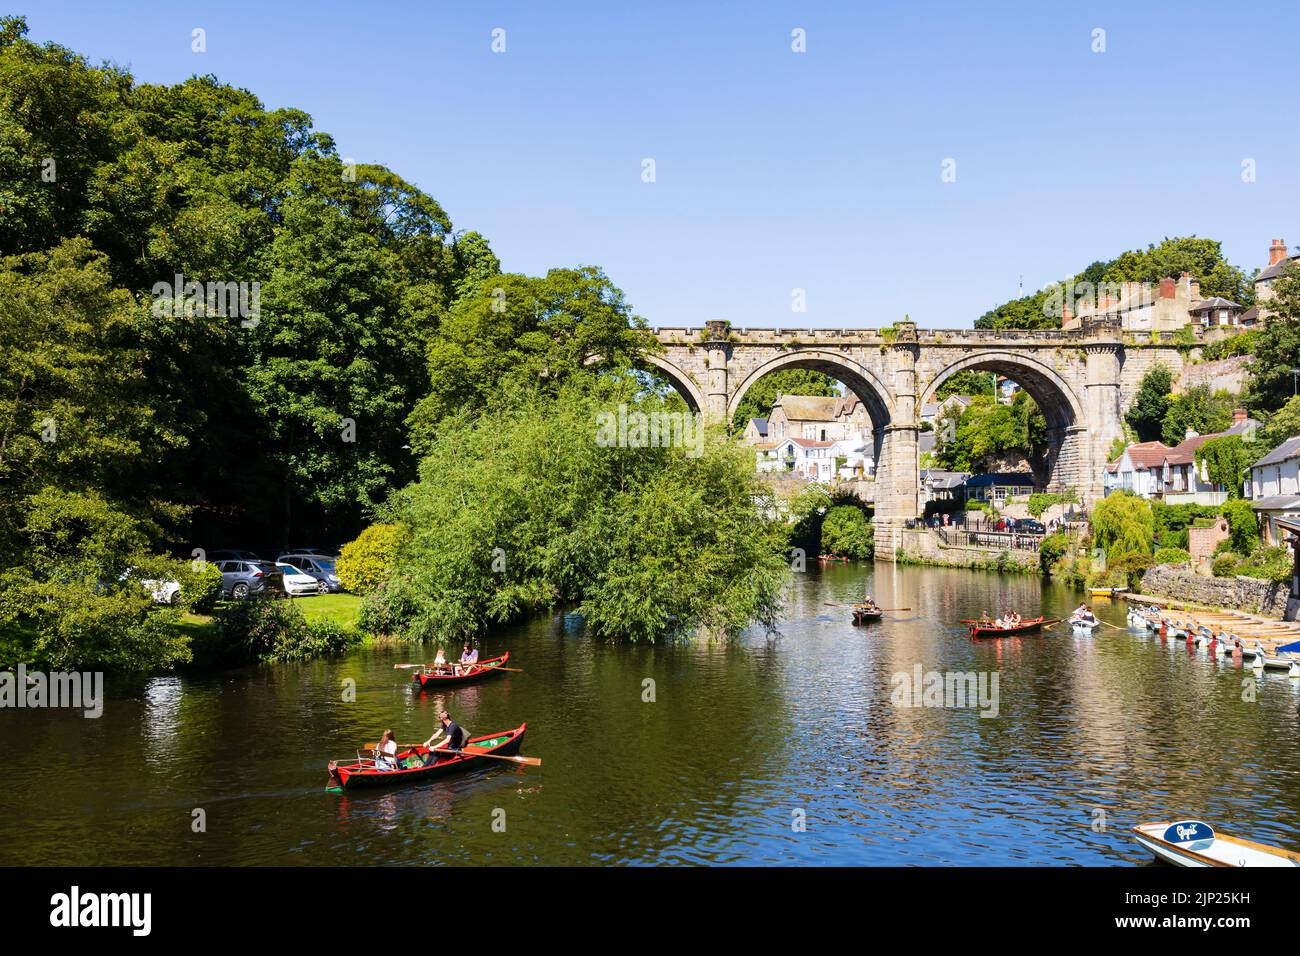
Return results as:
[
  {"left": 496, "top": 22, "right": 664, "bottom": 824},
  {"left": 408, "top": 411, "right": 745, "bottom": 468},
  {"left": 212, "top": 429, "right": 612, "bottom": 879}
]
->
[
  {"left": 852, "top": 605, "right": 882, "bottom": 624},
  {"left": 969, "top": 617, "right": 1054, "bottom": 639},
  {"left": 1069, "top": 617, "right": 1100, "bottom": 634},
  {"left": 327, "top": 723, "right": 527, "bottom": 790},
  {"left": 413, "top": 652, "right": 510, "bottom": 688},
  {"left": 1132, "top": 821, "right": 1300, "bottom": 868}
]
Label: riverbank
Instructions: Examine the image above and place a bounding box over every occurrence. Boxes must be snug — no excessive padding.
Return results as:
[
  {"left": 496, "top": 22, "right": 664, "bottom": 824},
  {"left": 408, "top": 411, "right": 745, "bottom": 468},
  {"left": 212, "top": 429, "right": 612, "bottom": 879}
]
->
[{"left": 1135, "top": 565, "right": 1294, "bottom": 619}]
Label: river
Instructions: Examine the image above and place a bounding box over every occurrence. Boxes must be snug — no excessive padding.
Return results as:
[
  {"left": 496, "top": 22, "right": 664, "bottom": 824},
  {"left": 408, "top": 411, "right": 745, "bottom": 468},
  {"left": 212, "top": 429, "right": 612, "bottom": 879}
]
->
[{"left": 3, "top": 563, "right": 1298, "bottom": 866}]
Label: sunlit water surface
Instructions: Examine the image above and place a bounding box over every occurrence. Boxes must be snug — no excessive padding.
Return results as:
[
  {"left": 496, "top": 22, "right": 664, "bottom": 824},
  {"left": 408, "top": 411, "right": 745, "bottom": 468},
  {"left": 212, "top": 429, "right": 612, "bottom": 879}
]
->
[{"left": 3, "top": 564, "right": 1298, "bottom": 865}]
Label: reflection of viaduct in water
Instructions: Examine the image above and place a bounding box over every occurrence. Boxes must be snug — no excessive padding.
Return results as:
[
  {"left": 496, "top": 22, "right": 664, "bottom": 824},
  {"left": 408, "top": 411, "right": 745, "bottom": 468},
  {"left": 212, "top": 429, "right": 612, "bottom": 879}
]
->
[{"left": 648, "top": 319, "right": 1190, "bottom": 558}]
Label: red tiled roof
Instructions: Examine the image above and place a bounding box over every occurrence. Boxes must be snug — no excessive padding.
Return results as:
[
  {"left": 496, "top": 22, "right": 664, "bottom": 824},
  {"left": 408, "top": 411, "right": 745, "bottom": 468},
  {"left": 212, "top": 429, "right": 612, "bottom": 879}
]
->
[
  {"left": 1122, "top": 441, "right": 1173, "bottom": 470},
  {"left": 784, "top": 437, "right": 835, "bottom": 449}
]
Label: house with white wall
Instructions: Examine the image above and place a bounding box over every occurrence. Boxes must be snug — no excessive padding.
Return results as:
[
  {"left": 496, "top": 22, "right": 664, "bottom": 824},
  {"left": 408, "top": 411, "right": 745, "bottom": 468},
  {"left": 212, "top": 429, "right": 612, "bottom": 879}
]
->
[
  {"left": 1249, "top": 435, "right": 1300, "bottom": 545},
  {"left": 755, "top": 437, "right": 837, "bottom": 482}
]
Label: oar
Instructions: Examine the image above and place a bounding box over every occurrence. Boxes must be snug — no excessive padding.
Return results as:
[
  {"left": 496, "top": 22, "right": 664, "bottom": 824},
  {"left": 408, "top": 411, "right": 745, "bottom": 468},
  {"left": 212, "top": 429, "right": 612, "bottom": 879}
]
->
[
  {"left": 825, "top": 602, "right": 911, "bottom": 611},
  {"left": 363, "top": 743, "right": 540, "bottom": 767}
]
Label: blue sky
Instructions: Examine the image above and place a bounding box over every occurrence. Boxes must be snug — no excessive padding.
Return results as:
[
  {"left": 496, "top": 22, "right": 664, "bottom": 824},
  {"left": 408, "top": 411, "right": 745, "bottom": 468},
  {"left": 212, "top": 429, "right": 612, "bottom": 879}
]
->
[{"left": 17, "top": 2, "right": 1300, "bottom": 329}]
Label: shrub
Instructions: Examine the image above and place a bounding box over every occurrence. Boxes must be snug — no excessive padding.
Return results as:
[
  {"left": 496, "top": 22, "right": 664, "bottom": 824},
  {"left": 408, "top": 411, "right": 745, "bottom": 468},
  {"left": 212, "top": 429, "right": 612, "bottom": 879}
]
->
[
  {"left": 336, "top": 523, "right": 409, "bottom": 595},
  {"left": 1039, "top": 531, "right": 1069, "bottom": 574},
  {"left": 1220, "top": 500, "right": 1258, "bottom": 555},
  {"left": 1153, "top": 547, "right": 1191, "bottom": 565},
  {"left": 176, "top": 561, "right": 224, "bottom": 615},
  {"left": 1236, "top": 546, "right": 1293, "bottom": 584},
  {"left": 820, "top": 505, "right": 874, "bottom": 559},
  {"left": 212, "top": 598, "right": 360, "bottom": 665},
  {"left": 1211, "top": 553, "right": 1241, "bottom": 578}
]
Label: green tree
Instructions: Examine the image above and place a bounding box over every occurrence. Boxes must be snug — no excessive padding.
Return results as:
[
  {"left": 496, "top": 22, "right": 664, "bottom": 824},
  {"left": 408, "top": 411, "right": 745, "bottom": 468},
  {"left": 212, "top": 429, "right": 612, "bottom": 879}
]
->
[
  {"left": 1161, "top": 386, "right": 1234, "bottom": 446},
  {"left": 1090, "top": 491, "right": 1155, "bottom": 560},
  {"left": 1259, "top": 395, "right": 1300, "bottom": 450},
  {"left": 731, "top": 369, "right": 839, "bottom": 431},
  {"left": 1194, "top": 435, "right": 1252, "bottom": 499},
  {"left": 936, "top": 393, "right": 1045, "bottom": 472},
  {"left": 408, "top": 268, "right": 656, "bottom": 451},
  {"left": 1125, "top": 364, "right": 1173, "bottom": 443},
  {"left": 1245, "top": 264, "right": 1300, "bottom": 415},
  {"left": 934, "top": 369, "right": 996, "bottom": 401},
  {"left": 1220, "top": 499, "right": 1258, "bottom": 555},
  {"left": 820, "top": 505, "right": 874, "bottom": 559},
  {"left": 376, "top": 385, "right": 788, "bottom": 643}
]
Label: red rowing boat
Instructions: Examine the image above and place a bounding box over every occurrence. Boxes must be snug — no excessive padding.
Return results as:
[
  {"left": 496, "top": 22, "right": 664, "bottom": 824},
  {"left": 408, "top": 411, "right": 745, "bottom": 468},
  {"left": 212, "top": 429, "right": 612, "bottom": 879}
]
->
[
  {"left": 412, "top": 652, "right": 510, "bottom": 688},
  {"left": 327, "top": 724, "right": 527, "bottom": 790},
  {"left": 968, "top": 617, "right": 1055, "bottom": 639}
]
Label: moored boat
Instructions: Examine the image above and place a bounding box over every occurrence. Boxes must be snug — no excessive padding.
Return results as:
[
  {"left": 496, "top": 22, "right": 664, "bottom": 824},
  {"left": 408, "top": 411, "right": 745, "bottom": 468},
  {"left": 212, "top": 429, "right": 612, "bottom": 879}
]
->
[
  {"left": 413, "top": 652, "right": 510, "bottom": 688},
  {"left": 1132, "top": 820, "right": 1300, "bottom": 868},
  {"left": 327, "top": 723, "right": 528, "bottom": 790},
  {"left": 969, "top": 617, "right": 1054, "bottom": 639}
]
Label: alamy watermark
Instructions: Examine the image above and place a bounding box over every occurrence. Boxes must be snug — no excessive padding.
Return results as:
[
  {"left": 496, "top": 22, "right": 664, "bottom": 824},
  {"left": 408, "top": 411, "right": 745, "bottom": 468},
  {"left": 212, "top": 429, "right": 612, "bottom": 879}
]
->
[
  {"left": 151, "top": 272, "right": 261, "bottom": 327},
  {"left": 595, "top": 404, "right": 704, "bottom": 457},
  {"left": 1, "top": 665, "right": 103, "bottom": 718},
  {"left": 890, "top": 664, "right": 999, "bottom": 718}
]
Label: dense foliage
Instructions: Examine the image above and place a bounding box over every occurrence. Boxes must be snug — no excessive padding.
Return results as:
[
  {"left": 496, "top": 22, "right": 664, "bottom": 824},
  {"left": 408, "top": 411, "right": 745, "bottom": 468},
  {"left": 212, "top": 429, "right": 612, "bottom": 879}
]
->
[
  {"left": 820, "top": 505, "right": 874, "bottom": 559},
  {"left": 1194, "top": 435, "right": 1252, "bottom": 499},
  {"left": 975, "top": 237, "right": 1252, "bottom": 330},
  {"left": 1125, "top": 364, "right": 1173, "bottom": 443},
  {"left": 935, "top": 391, "right": 1046, "bottom": 472},
  {"left": 1160, "top": 386, "right": 1235, "bottom": 446},
  {"left": 336, "top": 523, "right": 409, "bottom": 596},
  {"left": 366, "top": 386, "right": 789, "bottom": 644}
]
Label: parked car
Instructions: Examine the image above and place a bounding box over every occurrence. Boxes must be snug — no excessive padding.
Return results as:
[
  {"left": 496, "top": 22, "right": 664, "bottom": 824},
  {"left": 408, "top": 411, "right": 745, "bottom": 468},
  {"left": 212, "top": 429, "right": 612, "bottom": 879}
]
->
[
  {"left": 276, "top": 561, "right": 324, "bottom": 596},
  {"left": 1012, "top": 518, "right": 1046, "bottom": 535},
  {"left": 142, "top": 577, "right": 182, "bottom": 605},
  {"left": 277, "top": 553, "right": 344, "bottom": 593},
  {"left": 278, "top": 546, "right": 339, "bottom": 559},
  {"left": 217, "top": 560, "right": 285, "bottom": 600},
  {"left": 122, "top": 568, "right": 182, "bottom": 605},
  {"left": 206, "top": 549, "right": 263, "bottom": 564}
]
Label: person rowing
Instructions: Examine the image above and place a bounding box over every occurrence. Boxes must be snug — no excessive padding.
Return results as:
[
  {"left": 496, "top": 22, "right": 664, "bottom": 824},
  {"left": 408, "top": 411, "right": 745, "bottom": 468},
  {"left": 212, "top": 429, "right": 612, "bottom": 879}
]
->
[
  {"left": 454, "top": 642, "right": 479, "bottom": 676},
  {"left": 859, "top": 594, "right": 879, "bottom": 612},
  {"left": 1070, "top": 603, "right": 1098, "bottom": 627},
  {"left": 422, "top": 710, "right": 466, "bottom": 764}
]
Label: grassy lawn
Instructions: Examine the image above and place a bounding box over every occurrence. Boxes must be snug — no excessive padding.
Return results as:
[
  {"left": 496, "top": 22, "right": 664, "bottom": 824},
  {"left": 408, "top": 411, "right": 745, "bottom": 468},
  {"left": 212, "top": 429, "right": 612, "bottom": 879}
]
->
[
  {"left": 286, "top": 592, "right": 363, "bottom": 627},
  {"left": 173, "top": 593, "right": 363, "bottom": 638}
]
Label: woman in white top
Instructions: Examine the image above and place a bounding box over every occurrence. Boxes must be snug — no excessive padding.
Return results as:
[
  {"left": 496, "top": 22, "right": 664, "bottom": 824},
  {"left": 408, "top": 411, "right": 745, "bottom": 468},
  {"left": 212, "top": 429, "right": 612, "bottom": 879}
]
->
[{"left": 374, "top": 729, "right": 399, "bottom": 771}]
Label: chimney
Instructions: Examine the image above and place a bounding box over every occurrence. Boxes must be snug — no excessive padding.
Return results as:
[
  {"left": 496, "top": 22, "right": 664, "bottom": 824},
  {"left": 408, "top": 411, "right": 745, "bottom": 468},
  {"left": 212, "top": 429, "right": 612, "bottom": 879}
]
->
[
  {"left": 1062, "top": 300, "right": 1074, "bottom": 325},
  {"left": 1185, "top": 427, "right": 1199, "bottom": 440},
  {"left": 1269, "top": 239, "right": 1288, "bottom": 266},
  {"left": 1233, "top": 408, "right": 1248, "bottom": 425},
  {"left": 1159, "top": 276, "right": 1176, "bottom": 299}
]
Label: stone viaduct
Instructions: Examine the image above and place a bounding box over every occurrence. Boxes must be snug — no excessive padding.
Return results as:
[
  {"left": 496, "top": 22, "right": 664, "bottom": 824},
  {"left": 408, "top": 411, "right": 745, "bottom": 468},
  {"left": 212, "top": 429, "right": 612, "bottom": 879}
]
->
[{"left": 645, "top": 319, "right": 1192, "bottom": 559}]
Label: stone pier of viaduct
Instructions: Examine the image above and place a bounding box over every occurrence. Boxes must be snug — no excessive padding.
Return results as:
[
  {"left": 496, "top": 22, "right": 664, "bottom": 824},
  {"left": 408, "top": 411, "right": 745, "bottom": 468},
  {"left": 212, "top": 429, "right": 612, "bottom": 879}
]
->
[{"left": 645, "top": 319, "right": 1192, "bottom": 559}]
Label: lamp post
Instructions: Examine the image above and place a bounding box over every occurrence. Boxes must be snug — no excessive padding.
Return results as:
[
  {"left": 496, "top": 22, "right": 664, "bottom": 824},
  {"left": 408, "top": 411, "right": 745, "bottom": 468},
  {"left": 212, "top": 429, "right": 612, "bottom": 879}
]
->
[{"left": 1291, "top": 368, "right": 1299, "bottom": 397}]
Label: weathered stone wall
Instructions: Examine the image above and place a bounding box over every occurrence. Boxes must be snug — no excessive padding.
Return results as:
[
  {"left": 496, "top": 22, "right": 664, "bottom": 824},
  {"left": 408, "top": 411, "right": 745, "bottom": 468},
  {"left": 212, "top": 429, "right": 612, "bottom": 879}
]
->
[
  {"left": 894, "top": 528, "right": 1039, "bottom": 572},
  {"left": 1139, "top": 565, "right": 1291, "bottom": 618}
]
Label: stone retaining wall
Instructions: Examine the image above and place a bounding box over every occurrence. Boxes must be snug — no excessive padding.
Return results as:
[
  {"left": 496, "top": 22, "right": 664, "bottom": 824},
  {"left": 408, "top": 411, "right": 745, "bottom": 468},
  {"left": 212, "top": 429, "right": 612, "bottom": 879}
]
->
[
  {"left": 894, "top": 528, "right": 1039, "bottom": 573},
  {"left": 1139, "top": 564, "right": 1291, "bottom": 618}
]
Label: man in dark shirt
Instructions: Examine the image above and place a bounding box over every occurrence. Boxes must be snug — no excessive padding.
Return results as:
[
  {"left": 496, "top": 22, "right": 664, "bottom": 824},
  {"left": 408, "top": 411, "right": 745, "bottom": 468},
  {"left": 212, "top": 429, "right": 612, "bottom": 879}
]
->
[{"left": 423, "top": 710, "right": 465, "bottom": 762}]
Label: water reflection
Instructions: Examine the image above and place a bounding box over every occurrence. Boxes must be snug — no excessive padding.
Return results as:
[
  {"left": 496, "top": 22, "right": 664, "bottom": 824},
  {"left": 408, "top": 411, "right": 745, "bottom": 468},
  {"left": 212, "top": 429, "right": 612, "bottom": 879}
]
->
[{"left": 1, "top": 563, "right": 1298, "bottom": 866}]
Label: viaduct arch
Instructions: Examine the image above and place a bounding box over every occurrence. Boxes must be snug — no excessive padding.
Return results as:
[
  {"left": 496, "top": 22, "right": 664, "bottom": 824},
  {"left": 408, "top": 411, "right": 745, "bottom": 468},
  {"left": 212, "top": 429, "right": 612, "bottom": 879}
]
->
[{"left": 649, "top": 319, "right": 1188, "bottom": 558}]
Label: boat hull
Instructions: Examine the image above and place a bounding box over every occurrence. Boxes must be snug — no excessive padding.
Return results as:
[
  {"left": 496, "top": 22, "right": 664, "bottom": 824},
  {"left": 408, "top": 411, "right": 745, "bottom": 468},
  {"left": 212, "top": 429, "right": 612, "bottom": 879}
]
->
[
  {"left": 853, "top": 608, "right": 882, "bottom": 624},
  {"left": 413, "top": 652, "right": 510, "bottom": 688},
  {"left": 969, "top": 617, "right": 1050, "bottom": 639},
  {"left": 1132, "top": 822, "right": 1300, "bottom": 868},
  {"left": 330, "top": 724, "right": 527, "bottom": 790}
]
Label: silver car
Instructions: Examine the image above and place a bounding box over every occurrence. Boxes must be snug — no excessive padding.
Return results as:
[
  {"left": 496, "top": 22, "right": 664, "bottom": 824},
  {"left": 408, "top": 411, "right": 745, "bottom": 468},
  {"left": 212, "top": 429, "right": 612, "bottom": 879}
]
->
[
  {"left": 217, "top": 560, "right": 286, "bottom": 600},
  {"left": 276, "top": 553, "right": 344, "bottom": 593}
]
